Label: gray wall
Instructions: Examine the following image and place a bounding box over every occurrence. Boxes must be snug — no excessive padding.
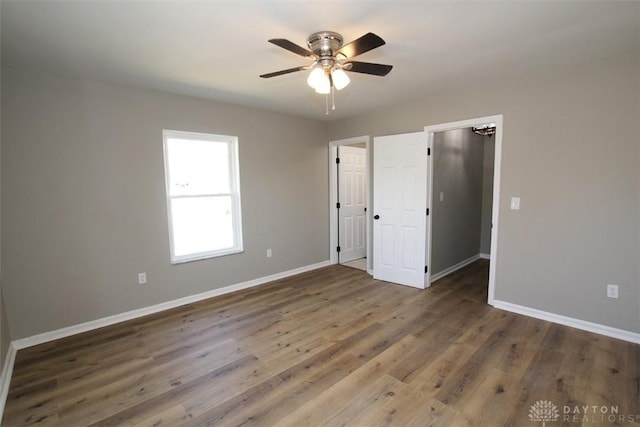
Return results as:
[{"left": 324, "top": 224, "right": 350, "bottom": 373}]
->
[
  {"left": 0, "top": 6, "right": 8, "bottom": 363},
  {"left": 480, "top": 136, "right": 495, "bottom": 255},
  {"left": 329, "top": 52, "right": 640, "bottom": 333},
  {"left": 0, "top": 6, "right": 7, "bottom": 364},
  {"left": 1, "top": 52, "right": 638, "bottom": 341},
  {"left": 1, "top": 68, "right": 329, "bottom": 339},
  {"left": 0, "top": 297, "right": 7, "bottom": 366},
  {"left": 431, "top": 128, "right": 484, "bottom": 275}
]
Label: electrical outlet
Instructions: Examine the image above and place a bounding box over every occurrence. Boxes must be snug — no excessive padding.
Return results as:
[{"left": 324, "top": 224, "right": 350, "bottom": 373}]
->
[
  {"left": 138, "top": 272, "right": 147, "bottom": 285},
  {"left": 606, "top": 284, "right": 618, "bottom": 299},
  {"left": 266, "top": 249, "right": 272, "bottom": 258},
  {"left": 439, "top": 192, "right": 444, "bottom": 202}
]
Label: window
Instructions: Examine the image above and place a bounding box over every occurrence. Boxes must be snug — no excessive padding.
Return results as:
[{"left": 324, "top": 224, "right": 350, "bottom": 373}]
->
[{"left": 163, "top": 130, "right": 243, "bottom": 263}]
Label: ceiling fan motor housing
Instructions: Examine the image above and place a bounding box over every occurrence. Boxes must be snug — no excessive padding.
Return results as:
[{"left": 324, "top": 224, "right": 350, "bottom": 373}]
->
[{"left": 307, "top": 31, "right": 343, "bottom": 68}]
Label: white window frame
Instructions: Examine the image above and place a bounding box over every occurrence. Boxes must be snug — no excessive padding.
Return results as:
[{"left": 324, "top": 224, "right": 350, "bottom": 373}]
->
[{"left": 162, "top": 129, "right": 243, "bottom": 263}]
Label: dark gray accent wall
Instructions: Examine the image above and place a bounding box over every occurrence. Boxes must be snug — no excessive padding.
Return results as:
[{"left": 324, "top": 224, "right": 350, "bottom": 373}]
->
[
  {"left": 0, "top": 297, "right": 8, "bottom": 366},
  {"left": 0, "top": 11, "right": 8, "bottom": 362},
  {"left": 431, "top": 129, "right": 484, "bottom": 275},
  {"left": 0, "top": 10, "right": 7, "bottom": 362}
]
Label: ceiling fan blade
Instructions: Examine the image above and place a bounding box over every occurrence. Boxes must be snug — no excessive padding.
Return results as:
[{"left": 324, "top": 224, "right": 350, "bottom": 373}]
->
[
  {"left": 260, "top": 66, "right": 308, "bottom": 78},
  {"left": 344, "top": 61, "right": 393, "bottom": 76},
  {"left": 268, "top": 39, "right": 315, "bottom": 58},
  {"left": 337, "top": 32, "right": 385, "bottom": 59}
]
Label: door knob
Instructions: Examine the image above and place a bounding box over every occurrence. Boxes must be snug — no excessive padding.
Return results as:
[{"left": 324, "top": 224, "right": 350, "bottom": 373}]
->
[{"left": 374, "top": 215, "right": 380, "bottom": 220}]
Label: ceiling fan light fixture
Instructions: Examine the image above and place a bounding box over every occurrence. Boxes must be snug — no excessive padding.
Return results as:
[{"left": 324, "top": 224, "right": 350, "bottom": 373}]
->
[
  {"left": 307, "top": 67, "right": 328, "bottom": 90},
  {"left": 332, "top": 68, "right": 350, "bottom": 90},
  {"left": 314, "top": 76, "right": 331, "bottom": 94}
]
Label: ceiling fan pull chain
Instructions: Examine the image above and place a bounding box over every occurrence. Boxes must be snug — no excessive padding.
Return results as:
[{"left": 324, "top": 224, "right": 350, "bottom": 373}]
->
[
  {"left": 325, "top": 93, "right": 329, "bottom": 115},
  {"left": 332, "top": 85, "right": 336, "bottom": 111}
]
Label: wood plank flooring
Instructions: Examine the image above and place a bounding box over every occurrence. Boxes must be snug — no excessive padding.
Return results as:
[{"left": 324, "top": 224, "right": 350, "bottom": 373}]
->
[{"left": 3, "top": 260, "right": 639, "bottom": 426}]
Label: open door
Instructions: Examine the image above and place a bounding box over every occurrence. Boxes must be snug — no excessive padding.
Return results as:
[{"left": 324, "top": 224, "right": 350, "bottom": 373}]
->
[
  {"left": 373, "top": 132, "right": 429, "bottom": 288},
  {"left": 338, "top": 146, "right": 367, "bottom": 263}
]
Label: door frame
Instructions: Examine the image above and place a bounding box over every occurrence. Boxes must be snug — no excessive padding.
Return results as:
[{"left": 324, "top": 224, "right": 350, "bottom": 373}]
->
[
  {"left": 328, "top": 135, "right": 372, "bottom": 273},
  {"left": 425, "top": 114, "right": 503, "bottom": 306}
]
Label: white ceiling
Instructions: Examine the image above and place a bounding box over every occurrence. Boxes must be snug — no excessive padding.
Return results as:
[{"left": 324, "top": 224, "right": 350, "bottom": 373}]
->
[{"left": 2, "top": 1, "right": 638, "bottom": 121}]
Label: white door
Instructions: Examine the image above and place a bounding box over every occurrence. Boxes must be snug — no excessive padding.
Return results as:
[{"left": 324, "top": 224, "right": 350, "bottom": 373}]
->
[
  {"left": 373, "top": 132, "right": 429, "bottom": 288},
  {"left": 338, "top": 146, "right": 367, "bottom": 263}
]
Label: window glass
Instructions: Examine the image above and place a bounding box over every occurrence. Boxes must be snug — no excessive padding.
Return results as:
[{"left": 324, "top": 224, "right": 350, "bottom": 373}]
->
[{"left": 163, "top": 130, "right": 243, "bottom": 263}]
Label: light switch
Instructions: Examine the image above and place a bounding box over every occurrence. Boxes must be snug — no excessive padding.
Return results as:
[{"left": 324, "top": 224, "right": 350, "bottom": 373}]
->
[
  {"left": 510, "top": 197, "right": 521, "bottom": 210},
  {"left": 440, "top": 192, "right": 444, "bottom": 202}
]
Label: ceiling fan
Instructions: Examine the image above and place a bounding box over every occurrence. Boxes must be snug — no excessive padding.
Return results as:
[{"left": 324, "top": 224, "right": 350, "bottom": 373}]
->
[{"left": 260, "top": 31, "right": 393, "bottom": 112}]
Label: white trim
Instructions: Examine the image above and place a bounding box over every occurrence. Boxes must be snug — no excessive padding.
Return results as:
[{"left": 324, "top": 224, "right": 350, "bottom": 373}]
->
[
  {"left": 425, "top": 114, "right": 503, "bottom": 306},
  {"left": 0, "top": 343, "right": 17, "bottom": 419},
  {"left": 329, "top": 144, "right": 339, "bottom": 265},
  {"left": 12, "top": 260, "right": 330, "bottom": 350},
  {"left": 328, "top": 136, "right": 372, "bottom": 272},
  {"left": 494, "top": 300, "right": 640, "bottom": 344},
  {"left": 487, "top": 116, "right": 503, "bottom": 306},
  {"left": 430, "top": 254, "right": 481, "bottom": 283},
  {"left": 425, "top": 132, "right": 434, "bottom": 288},
  {"left": 479, "top": 253, "right": 491, "bottom": 260}
]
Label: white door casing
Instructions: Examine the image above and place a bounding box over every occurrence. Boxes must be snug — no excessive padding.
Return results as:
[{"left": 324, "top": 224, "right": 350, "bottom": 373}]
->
[
  {"left": 338, "top": 146, "right": 367, "bottom": 263},
  {"left": 373, "top": 132, "right": 429, "bottom": 289}
]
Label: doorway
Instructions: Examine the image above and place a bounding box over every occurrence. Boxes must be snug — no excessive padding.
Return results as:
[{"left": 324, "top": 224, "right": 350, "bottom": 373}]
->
[
  {"left": 425, "top": 115, "right": 502, "bottom": 306},
  {"left": 429, "top": 127, "right": 494, "bottom": 281},
  {"left": 329, "top": 136, "right": 371, "bottom": 273}
]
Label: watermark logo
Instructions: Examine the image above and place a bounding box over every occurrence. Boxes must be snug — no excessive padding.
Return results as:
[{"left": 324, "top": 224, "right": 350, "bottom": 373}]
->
[
  {"left": 528, "top": 399, "right": 639, "bottom": 424},
  {"left": 529, "top": 400, "right": 560, "bottom": 426}
]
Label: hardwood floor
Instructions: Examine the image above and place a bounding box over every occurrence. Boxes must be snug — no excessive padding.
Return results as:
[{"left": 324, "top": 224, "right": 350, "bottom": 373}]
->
[{"left": 3, "top": 260, "right": 639, "bottom": 426}]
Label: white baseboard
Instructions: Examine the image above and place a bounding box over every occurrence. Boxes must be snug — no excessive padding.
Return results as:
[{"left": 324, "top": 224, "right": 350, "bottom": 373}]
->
[
  {"left": 493, "top": 300, "right": 640, "bottom": 344},
  {"left": 430, "top": 254, "right": 481, "bottom": 283},
  {"left": 13, "top": 260, "right": 331, "bottom": 351},
  {"left": 0, "top": 343, "right": 17, "bottom": 418},
  {"left": 479, "top": 253, "right": 491, "bottom": 260}
]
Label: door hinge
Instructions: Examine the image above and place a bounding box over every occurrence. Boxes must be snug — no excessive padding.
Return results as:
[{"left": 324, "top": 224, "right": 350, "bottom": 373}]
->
[
  {"left": 337, "top": 246, "right": 341, "bottom": 253},
  {"left": 336, "top": 157, "right": 340, "bottom": 164},
  {"left": 336, "top": 202, "right": 341, "bottom": 209},
  {"left": 426, "top": 208, "right": 430, "bottom": 216},
  {"left": 425, "top": 266, "right": 428, "bottom": 273},
  {"left": 427, "top": 148, "right": 431, "bottom": 156},
  {"left": 364, "top": 207, "right": 367, "bottom": 212}
]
